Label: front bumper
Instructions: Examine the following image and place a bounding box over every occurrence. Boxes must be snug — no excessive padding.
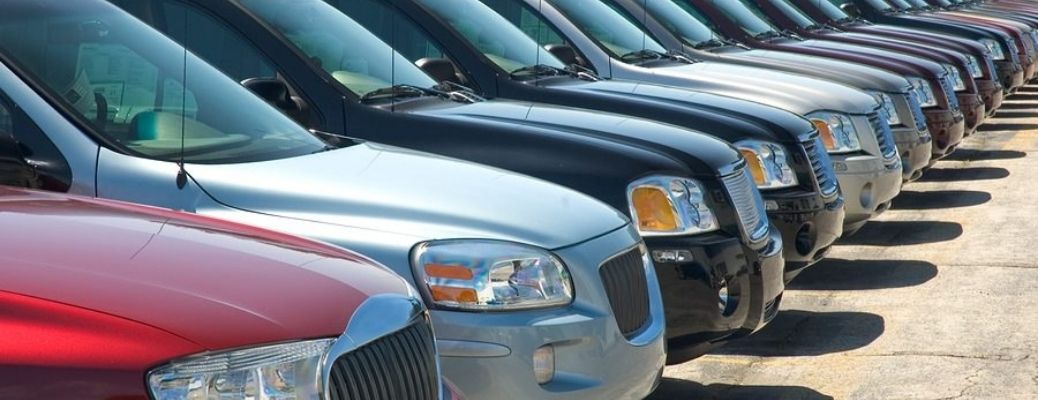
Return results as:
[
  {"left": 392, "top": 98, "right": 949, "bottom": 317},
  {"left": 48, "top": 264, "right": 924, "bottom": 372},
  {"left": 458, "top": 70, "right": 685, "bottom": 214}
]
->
[
  {"left": 763, "top": 189, "right": 844, "bottom": 279},
  {"left": 923, "top": 108, "right": 966, "bottom": 160},
  {"left": 976, "top": 78, "right": 1005, "bottom": 116},
  {"left": 995, "top": 59, "right": 1025, "bottom": 91},
  {"left": 958, "top": 92, "right": 987, "bottom": 135},
  {"left": 435, "top": 226, "right": 666, "bottom": 399},
  {"left": 832, "top": 154, "right": 903, "bottom": 236},
  {"left": 892, "top": 126, "right": 933, "bottom": 182}
]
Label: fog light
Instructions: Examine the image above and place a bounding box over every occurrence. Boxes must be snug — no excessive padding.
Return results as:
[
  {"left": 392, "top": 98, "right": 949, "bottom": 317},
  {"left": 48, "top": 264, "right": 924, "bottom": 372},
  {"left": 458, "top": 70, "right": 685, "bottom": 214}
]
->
[
  {"left": 652, "top": 249, "right": 694, "bottom": 263},
  {"left": 533, "top": 345, "right": 555, "bottom": 385}
]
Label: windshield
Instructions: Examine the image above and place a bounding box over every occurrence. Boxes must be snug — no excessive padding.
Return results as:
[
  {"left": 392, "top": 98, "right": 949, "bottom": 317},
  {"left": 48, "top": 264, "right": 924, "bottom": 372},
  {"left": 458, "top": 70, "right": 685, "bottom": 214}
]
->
[
  {"left": 546, "top": 0, "right": 669, "bottom": 59},
  {"left": 864, "top": 0, "right": 896, "bottom": 11},
  {"left": 0, "top": 0, "right": 325, "bottom": 163},
  {"left": 816, "top": 0, "right": 853, "bottom": 21},
  {"left": 239, "top": 0, "right": 437, "bottom": 97},
  {"left": 417, "top": 0, "right": 565, "bottom": 73},
  {"left": 769, "top": 0, "right": 822, "bottom": 28},
  {"left": 711, "top": 0, "right": 782, "bottom": 37},
  {"left": 638, "top": 0, "right": 724, "bottom": 47},
  {"left": 906, "top": 0, "right": 930, "bottom": 8}
]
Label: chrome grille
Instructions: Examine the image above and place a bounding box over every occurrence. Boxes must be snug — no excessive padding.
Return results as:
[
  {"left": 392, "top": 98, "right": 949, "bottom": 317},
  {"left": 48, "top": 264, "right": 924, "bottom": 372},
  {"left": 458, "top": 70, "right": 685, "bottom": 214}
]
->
[
  {"left": 722, "top": 168, "right": 769, "bottom": 243},
  {"left": 803, "top": 137, "right": 839, "bottom": 198},
  {"left": 939, "top": 74, "right": 960, "bottom": 111},
  {"left": 599, "top": 247, "right": 650, "bottom": 339},
  {"left": 328, "top": 322, "right": 439, "bottom": 400},
  {"left": 868, "top": 112, "right": 900, "bottom": 168},
  {"left": 906, "top": 90, "right": 928, "bottom": 131}
]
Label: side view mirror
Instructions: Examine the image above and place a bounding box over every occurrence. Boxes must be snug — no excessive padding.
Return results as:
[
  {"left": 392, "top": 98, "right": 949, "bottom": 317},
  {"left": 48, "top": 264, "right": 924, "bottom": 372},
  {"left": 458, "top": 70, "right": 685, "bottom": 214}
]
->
[
  {"left": 840, "top": 3, "right": 861, "bottom": 18},
  {"left": 544, "top": 44, "right": 579, "bottom": 67},
  {"left": 0, "top": 134, "right": 37, "bottom": 189},
  {"left": 241, "top": 77, "right": 311, "bottom": 126},
  {"left": 416, "top": 58, "right": 462, "bottom": 85}
]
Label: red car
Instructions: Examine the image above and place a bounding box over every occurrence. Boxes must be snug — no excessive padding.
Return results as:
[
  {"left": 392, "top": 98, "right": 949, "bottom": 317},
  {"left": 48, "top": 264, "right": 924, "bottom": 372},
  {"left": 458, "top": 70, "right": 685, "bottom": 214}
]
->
[{"left": 0, "top": 186, "right": 450, "bottom": 400}]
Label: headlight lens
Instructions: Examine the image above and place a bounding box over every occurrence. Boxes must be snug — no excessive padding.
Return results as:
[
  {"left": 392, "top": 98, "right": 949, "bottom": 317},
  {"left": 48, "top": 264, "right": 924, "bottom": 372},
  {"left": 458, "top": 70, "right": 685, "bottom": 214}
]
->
[
  {"left": 966, "top": 55, "right": 983, "bottom": 78},
  {"left": 981, "top": 38, "right": 1005, "bottom": 60},
  {"left": 805, "top": 113, "right": 862, "bottom": 154},
  {"left": 412, "top": 240, "right": 573, "bottom": 311},
  {"left": 907, "top": 76, "right": 937, "bottom": 108},
  {"left": 148, "top": 340, "right": 331, "bottom": 400},
  {"left": 734, "top": 141, "right": 798, "bottom": 189},
  {"left": 944, "top": 64, "right": 965, "bottom": 91},
  {"left": 627, "top": 175, "right": 720, "bottom": 235},
  {"left": 871, "top": 92, "right": 900, "bottom": 126}
]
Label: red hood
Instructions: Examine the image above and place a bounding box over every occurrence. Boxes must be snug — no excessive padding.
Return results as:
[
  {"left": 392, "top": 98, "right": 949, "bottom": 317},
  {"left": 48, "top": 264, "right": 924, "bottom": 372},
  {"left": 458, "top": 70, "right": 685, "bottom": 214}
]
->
[{"left": 0, "top": 187, "right": 411, "bottom": 369}]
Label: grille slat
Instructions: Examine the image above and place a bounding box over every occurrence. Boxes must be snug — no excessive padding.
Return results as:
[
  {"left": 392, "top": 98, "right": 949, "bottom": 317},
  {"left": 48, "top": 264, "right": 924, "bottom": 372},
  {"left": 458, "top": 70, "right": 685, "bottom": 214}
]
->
[
  {"left": 940, "top": 74, "right": 960, "bottom": 111},
  {"left": 722, "top": 168, "right": 770, "bottom": 243},
  {"left": 600, "top": 248, "right": 650, "bottom": 338},
  {"left": 868, "top": 112, "right": 900, "bottom": 167},
  {"left": 907, "top": 90, "right": 929, "bottom": 131},
  {"left": 329, "top": 322, "right": 438, "bottom": 400},
  {"left": 803, "top": 137, "right": 839, "bottom": 198}
]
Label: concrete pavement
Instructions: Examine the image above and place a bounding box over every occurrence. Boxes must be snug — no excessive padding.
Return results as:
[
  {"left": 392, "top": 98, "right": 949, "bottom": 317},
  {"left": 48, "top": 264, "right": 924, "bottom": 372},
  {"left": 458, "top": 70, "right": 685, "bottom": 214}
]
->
[{"left": 652, "top": 86, "right": 1038, "bottom": 400}]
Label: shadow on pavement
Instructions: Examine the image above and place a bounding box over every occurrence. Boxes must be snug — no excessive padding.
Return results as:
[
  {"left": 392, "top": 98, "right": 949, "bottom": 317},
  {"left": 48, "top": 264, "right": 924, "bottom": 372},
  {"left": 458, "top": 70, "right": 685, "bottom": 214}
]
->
[
  {"left": 647, "top": 378, "right": 834, "bottom": 400},
  {"left": 838, "top": 220, "right": 963, "bottom": 246},
  {"left": 978, "top": 123, "right": 1038, "bottom": 132},
  {"left": 1007, "top": 93, "right": 1038, "bottom": 101},
  {"left": 891, "top": 190, "right": 991, "bottom": 210},
  {"left": 711, "top": 310, "right": 884, "bottom": 357},
  {"left": 996, "top": 102, "right": 1038, "bottom": 111},
  {"left": 916, "top": 167, "right": 1009, "bottom": 183},
  {"left": 788, "top": 259, "right": 937, "bottom": 291},
  {"left": 942, "top": 149, "right": 1026, "bottom": 162}
]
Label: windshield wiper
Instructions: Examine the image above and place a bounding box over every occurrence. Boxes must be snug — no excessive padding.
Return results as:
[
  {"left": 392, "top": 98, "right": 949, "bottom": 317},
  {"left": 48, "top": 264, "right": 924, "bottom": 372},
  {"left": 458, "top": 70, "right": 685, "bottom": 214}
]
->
[
  {"left": 360, "top": 84, "right": 446, "bottom": 103},
  {"left": 620, "top": 49, "right": 667, "bottom": 63},
  {"left": 753, "top": 31, "right": 784, "bottom": 40},
  {"left": 693, "top": 38, "right": 727, "bottom": 49},
  {"left": 510, "top": 64, "right": 569, "bottom": 79}
]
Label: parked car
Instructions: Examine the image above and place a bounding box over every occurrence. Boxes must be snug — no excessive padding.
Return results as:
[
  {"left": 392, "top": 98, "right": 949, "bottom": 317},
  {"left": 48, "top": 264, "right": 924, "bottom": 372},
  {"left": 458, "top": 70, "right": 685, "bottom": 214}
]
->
[
  {"left": 463, "top": 0, "right": 901, "bottom": 236},
  {"left": 606, "top": 0, "right": 933, "bottom": 182},
  {"left": 0, "top": 186, "right": 451, "bottom": 400},
  {"left": 839, "top": 0, "right": 1032, "bottom": 91},
  {"left": 753, "top": 0, "right": 991, "bottom": 135},
  {"left": 793, "top": 0, "right": 1009, "bottom": 114},
  {"left": 331, "top": 0, "right": 847, "bottom": 287},
  {"left": 0, "top": 1, "right": 666, "bottom": 398},
  {"left": 683, "top": 0, "right": 968, "bottom": 161},
  {"left": 111, "top": 0, "right": 786, "bottom": 373}
]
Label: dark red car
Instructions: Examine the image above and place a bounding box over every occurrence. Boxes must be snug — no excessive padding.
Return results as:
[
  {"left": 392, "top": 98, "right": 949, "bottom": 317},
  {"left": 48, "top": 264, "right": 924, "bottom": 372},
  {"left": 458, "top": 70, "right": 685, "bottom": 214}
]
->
[{"left": 0, "top": 186, "right": 448, "bottom": 400}]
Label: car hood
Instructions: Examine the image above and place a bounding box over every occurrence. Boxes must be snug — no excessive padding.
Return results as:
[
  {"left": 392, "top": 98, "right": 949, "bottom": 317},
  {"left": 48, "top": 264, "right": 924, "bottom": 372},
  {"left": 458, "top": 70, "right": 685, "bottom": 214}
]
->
[
  {"left": 730, "top": 49, "right": 911, "bottom": 91},
  {"left": 649, "top": 61, "right": 877, "bottom": 114},
  {"left": 542, "top": 78, "right": 815, "bottom": 143},
  {"left": 855, "top": 25, "right": 988, "bottom": 52},
  {"left": 797, "top": 39, "right": 945, "bottom": 75},
  {"left": 187, "top": 142, "right": 628, "bottom": 250},
  {"left": 0, "top": 188, "right": 411, "bottom": 353},
  {"left": 409, "top": 98, "right": 741, "bottom": 172}
]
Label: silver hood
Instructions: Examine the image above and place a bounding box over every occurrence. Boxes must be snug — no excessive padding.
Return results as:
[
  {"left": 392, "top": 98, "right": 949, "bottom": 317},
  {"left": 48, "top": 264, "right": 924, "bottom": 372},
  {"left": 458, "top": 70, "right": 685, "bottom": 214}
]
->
[
  {"left": 728, "top": 50, "right": 912, "bottom": 93},
  {"left": 186, "top": 142, "right": 628, "bottom": 250},
  {"left": 645, "top": 61, "right": 879, "bottom": 115}
]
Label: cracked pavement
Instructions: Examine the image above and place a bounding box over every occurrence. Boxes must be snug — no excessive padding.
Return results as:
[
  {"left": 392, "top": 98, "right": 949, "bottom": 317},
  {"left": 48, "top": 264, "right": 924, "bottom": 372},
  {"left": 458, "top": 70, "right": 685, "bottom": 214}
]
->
[{"left": 650, "top": 86, "right": 1038, "bottom": 400}]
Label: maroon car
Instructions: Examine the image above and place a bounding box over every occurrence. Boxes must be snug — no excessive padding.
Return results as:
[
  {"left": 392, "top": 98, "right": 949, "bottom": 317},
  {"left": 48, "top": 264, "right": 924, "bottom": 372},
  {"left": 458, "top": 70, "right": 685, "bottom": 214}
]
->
[
  {"left": 683, "top": 0, "right": 966, "bottom": 161},
  {"left": 756, "top": 0, "right": 991, "bottom": 133},
  {"left": 0, "top": 186, "right": 452, "bottom": 400},
  {"left": 793, "top": 0, "right": 1009, "bottom": 114}
]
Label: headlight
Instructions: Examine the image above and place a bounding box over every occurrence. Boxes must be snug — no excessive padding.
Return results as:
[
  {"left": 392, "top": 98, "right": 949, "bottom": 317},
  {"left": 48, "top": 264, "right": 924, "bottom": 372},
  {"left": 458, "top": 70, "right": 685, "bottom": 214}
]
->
[
  {"left": 805, "top": 113, "right": 862, "bottom": 154},
  {"left": 981, "top": 38, "right": 1005, "bottom": 60},
  {"left": 734, "top": 141, "right": 798, "bottom": 189},
  {"left": 966, "top": 55, "right": 983, "bottom": 78},
  {"left": 412, "top": 240, "right": 573, "bottom": 311},
  {"left": 148, "top": 340, "right": 331, "bottom": 400},
  {"left": 626, "top": 175, "right": 720, "bottom": 235},
  {"left": 871, "top": 92, "right": 900, "bottom": 126},
  {"left": 907, "top": 76, "right": 937, "bottom": 108},
  {"left": 944, "top": 64, "right": 965, "bottom": 91}
]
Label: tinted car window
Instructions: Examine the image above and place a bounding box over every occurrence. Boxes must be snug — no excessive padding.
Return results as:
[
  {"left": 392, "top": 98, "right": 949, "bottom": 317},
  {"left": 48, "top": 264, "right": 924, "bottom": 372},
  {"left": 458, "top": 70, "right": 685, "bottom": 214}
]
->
[
  {"left": 160, "top": 1, "right": 277, "bottom": 81},
  {"left": 417, "top": 0, "right": 566, "bottom": 73},
  {"left": 864, "top": 0, "right": 895, "bottom": 10},
  {"left": 240, "top": 0, "right": 438, "bottom": 97},
  {"left": 329, "top": 0, "right": 445, "bottom": 64},
  {"left": 769, "top": 0, "right": 821, "bottom": 28},
  {"left": 546, "top": 0, "right": 669, "bottom": 58},
  {"left": 480, "top": 0, "right": 568, "bottom": 47},
  {"left": 0, "top": 90, "right": 72, "bottom": 191},
  {"left": 711, "top": 0, "right": 781, "bottom": 36},
  {"left": 639, "top": 0, "right": 722, "bottom": 46},
  {"left": 0, "top": 0, "right": 326, "bottom": 164},
  {"left": 818, "top": 0, "right": 853, "bottom": 20}
]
